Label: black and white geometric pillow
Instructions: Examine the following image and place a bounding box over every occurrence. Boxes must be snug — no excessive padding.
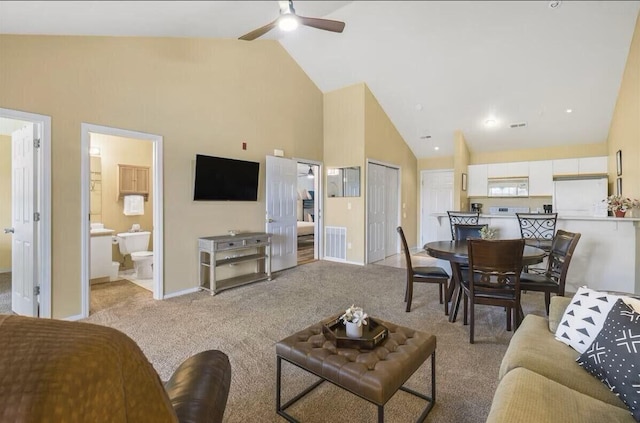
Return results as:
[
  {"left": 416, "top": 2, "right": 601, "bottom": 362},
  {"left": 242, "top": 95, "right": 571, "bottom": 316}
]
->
[
  {"left": 577, "top": 299, "right": 640, "bottom": 421},
  {"left": 555, "top": 286, "right": 620, "bottom": 354}
]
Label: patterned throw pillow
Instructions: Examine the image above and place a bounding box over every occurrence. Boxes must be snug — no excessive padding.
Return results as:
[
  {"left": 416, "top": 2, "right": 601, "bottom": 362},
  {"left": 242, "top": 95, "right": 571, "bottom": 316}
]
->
[
  {"left": 577, "top": 299, "right": 640, "bottom": 421},
  {"left": 555, "top": 286, "right": 619, "bottom": 353}
]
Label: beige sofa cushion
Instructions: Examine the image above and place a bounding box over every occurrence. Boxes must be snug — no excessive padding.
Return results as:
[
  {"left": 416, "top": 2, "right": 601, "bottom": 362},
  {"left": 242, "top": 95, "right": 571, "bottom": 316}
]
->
[
  {"left": 487, "top": 368, "right": 636, "bottom": 423},
  {"left": 499, "top": 313, "right": 627, "bottom": 409}
]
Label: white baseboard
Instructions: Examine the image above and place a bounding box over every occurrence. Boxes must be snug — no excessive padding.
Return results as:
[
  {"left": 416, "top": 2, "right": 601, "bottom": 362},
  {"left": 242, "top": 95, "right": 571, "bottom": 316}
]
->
[
  {"left": 321, "top": 257, "right": 364, "bottom": 266},
  {"left": 64, "top": 313, "right": 85, "bottom": 321},
  {"left": 0, "top": 268, "right": 11, "bottom": 273},
  {"left": 163, "top": 286, "right": 200, "bottom": 299}
]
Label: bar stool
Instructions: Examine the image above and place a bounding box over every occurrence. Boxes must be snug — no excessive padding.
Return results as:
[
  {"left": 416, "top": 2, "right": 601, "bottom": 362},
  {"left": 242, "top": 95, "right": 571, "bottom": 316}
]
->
[{"left": 516, "top": 213, "right": 557, "bottom": 273}]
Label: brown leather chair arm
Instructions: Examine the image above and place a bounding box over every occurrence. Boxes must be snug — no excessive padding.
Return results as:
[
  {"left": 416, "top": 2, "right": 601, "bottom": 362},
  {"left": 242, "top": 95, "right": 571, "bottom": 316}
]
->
[{"left": 164, "top": 350, "right": 231, "bottom": 423}]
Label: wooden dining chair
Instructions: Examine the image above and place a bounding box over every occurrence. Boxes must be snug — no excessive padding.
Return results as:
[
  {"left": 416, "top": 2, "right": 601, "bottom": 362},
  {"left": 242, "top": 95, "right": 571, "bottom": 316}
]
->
[
  {"left": 516, "top": 213, "right": 557, "bottom": 273},
  {"left": 520, "top": 229, "right": 581, "bottom": 315},
  {"left": 461, "top": 238, "right": 525, "bottom": 344},
  {"left": 447, "top": 211, "right": 480, "bottom": 240},
  {"left": 397, "top": 226, "right": 450, "bottom": 313}
]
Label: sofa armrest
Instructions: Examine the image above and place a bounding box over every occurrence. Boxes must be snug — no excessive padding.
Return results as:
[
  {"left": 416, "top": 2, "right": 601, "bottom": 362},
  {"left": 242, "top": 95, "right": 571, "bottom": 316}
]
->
[
  {"left": 549, "top": 296, "right": 572, "bottom": 333},
  {"left": 164, "top": 350, "right": 231, "bottom": 423}
]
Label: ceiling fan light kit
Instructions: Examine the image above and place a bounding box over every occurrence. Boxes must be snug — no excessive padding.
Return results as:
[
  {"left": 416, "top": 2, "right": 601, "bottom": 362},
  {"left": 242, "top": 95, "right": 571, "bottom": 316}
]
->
[{"left": 239, "top": 0, "right": 345, "bottom": 41}]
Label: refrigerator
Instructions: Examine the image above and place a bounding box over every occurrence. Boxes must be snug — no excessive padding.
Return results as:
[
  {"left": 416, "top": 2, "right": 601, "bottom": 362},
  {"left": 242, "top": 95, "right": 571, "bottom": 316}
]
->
[{"left": 553, "top": 177, "right": 608, "bottom": 217}]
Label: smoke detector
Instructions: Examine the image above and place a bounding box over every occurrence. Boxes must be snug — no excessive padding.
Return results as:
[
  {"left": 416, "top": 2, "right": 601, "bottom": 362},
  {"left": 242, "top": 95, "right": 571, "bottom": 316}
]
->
[{"left": 548, "top": 1, "right": 561, "bottom": 9}]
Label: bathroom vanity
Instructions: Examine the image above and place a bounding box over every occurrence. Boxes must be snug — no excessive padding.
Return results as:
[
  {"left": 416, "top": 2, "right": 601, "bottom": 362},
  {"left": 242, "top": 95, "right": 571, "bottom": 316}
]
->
[
  {"left": 198, "top": 232, "right": 272, "bottom": 295},
  {"left": 90, "top": 225, "right": 115, "bottom": 280}
]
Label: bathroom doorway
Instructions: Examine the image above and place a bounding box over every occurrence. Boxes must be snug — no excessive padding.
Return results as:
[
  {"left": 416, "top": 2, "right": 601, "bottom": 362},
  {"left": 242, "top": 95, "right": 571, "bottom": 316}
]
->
[
  {"left": 80, "top": 123, "right": 163, "bottom": 318},
  {"left": 295, "top": 159, "right": 322, "bottom": 265}
]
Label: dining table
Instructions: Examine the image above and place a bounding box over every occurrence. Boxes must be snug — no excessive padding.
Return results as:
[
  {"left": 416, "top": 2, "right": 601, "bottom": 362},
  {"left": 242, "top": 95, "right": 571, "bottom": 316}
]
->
[{"left": 423, "top": 240, "right": 546, "bottom": 323}]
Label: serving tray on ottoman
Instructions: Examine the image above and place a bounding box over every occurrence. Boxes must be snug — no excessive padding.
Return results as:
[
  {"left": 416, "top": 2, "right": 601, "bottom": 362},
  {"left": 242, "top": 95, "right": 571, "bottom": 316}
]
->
[
  {"left": 321, "top": 314, "right": 388, "bottom": 350},
  {"left": 276, "top": 316, "right": 436, "bottom": 423}
]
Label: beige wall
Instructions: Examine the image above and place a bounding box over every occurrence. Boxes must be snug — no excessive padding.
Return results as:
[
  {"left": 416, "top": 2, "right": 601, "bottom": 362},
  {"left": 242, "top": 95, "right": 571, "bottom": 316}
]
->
[
  {"left": 470, "top": 143, "right": 608, "bottom": 164},
  {"left": 364, "top": 85, "right": 418, "bottom": 248},
  {"left": 90, "top": 134, "right": 153, "bottom": 269},
  {"left": 607, "top": 13, "right": 640, "bottom": 199},
  {"left": 0, "top": 35, "right": 324, "bottom": 318},
  {"left": 323, "top": 84, "right": 365, "bottom": 263},
  {"left": 453, "top": 131, "right": 470, "bottom": 211},
  {"left": 0, "top": 135, "right": 10, "bottom": 271},
  {"left": 418, "top": 156, "right": 454, "bottom": 170}
]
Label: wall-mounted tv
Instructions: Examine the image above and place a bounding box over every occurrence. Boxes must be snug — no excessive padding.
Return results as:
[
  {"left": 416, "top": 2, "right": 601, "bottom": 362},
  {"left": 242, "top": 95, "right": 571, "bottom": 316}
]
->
[{"left": 193, "top": 154, "right": 260, "bottom": 201}]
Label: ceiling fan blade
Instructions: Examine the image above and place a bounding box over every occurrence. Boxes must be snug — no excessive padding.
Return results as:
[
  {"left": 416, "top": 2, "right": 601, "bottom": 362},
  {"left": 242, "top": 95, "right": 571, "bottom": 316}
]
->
[
  {"left": 238, "top": 19, "right": 278, "bottom": 41},
  {"left": 298, "top": 16, "right": 345, "bottom": 33}
]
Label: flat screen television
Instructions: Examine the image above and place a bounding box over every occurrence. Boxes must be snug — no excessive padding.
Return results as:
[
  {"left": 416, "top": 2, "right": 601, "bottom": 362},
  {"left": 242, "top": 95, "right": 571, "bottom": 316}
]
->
[{"left": 193, "top": 154, "right": 260, "bottom": 201}]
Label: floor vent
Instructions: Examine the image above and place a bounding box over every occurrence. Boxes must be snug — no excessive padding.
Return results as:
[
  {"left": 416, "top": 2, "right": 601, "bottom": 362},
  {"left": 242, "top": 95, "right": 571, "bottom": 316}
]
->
[
  {"left": 509, "top": 122, "right": 528, "bottom": 128},
  {"left": 325, "top": 226, "right": 347, "bottom": 261}
]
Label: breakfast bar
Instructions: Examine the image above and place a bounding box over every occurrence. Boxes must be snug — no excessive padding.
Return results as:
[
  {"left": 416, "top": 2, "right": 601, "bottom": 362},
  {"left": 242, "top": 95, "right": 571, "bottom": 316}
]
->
[{"left": 432, "top": 214, "right": 640, "bottom": 295}]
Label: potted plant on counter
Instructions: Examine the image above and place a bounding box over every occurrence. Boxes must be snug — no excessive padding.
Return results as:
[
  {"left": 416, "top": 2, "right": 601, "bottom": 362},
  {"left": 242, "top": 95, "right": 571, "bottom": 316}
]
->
[{"left": 604, "top": 195, "right": 634, "bottom": 217}]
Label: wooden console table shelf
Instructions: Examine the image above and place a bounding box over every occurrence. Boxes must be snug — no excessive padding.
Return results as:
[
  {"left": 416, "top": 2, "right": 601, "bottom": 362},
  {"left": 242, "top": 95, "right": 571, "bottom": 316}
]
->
[{"left": 198, "top": 232, "right": 272, "bottom": 295}]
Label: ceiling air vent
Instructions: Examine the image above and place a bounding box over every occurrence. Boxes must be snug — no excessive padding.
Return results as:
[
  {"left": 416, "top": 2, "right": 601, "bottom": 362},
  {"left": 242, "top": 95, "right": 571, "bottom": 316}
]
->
[{"left": 509, "top": 122, "right": 528, "bottom": 129}]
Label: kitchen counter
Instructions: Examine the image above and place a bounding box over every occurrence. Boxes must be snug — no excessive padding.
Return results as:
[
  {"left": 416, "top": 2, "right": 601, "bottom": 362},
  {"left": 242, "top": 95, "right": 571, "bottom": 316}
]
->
[{"left": 430, "top": 213, "right": 640, "bottom": 294}]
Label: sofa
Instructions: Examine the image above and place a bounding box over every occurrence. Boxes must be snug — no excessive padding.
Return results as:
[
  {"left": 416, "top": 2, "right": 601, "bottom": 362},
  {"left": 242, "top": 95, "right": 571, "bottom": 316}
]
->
[
  {"left": 487, "top": 295, "right": 637, "bottom": 423},
  {"left": 0, "top": 314, "right": 231, "bottom": 423}
]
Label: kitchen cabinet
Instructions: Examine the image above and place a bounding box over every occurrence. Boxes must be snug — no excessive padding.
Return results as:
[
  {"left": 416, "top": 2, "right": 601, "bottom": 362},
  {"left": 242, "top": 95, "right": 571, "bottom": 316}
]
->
[
  {"left": 487, "top": 161, "right": 528, "bottom": 178},
  {"left": 528, "top": 160, "right": 553, "bottom": 196},
  {"left": 467, "top": 164, "right": 488, "bottom": 197},
  {"left": 487, "top": 163, "right": 508, "bottom": 178},
  {"left": 117, "top": 164, "right": 149, "bottom": 200},
  {"left": 553, "top": 157, "right": 607, "bottom": 176}
]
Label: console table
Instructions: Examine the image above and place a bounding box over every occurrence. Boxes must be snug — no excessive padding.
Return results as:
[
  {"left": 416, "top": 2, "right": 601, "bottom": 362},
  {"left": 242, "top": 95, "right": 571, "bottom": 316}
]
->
[{"left": 198, "top": 232, "right": 272, "bottom": 295}]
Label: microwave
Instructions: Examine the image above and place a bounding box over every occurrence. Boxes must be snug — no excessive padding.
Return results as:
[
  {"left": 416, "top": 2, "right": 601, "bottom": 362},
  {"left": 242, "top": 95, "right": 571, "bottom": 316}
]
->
[{"left": 487, "top": 178, "right": 529, "bottom": 197}]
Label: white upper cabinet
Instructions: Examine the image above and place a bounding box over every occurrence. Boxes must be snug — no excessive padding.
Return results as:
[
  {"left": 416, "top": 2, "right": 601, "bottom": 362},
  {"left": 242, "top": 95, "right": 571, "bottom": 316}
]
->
[
  {"left": 553, "top": 156, "right": 607, "bottom": 175},
  {"left": 487, "top": 163, "right": 508, "bottom": 178},
  {"left": 578, "top": 156, "right": 608, "bottom": 174},
  {"left": 507, "top": 161, "right": 529, "bottom": 177},
  {"left": 528, "top": 160, "right": 553, "bottom": 196},
  {"left": 467, "top": 164, "right": 488, "bottom": 197},
  {"left": 552, "top": 158, "right": 579, "bottom": 175}
]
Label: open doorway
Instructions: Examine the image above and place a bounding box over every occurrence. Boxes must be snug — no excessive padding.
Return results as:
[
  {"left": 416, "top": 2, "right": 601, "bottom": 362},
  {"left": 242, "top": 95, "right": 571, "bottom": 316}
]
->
[
  {"left": 80, "top": 124, "right": 163, "bottom": 318},
  {"left": 295, "top": 162, "right": 320, "bottom": 265},
  {"left": 0, "top": 109, "right": 52, "bottom": 318}
]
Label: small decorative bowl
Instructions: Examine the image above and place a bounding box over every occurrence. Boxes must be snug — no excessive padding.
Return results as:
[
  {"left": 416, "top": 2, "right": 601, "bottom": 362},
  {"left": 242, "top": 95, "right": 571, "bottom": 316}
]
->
[{"left": 228, "top": 230, "right": 238, "bottom": 236}]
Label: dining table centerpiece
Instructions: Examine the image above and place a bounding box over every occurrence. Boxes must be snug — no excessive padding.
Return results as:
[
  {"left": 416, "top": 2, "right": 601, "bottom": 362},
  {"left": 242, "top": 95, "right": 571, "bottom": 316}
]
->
[{"left": 339, "top": 304, "right": 369, "bottom": 338}]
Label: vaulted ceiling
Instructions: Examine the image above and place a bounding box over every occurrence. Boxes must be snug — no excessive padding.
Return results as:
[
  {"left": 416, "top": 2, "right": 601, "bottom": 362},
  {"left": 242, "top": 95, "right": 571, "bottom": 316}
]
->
[{"left": 1, "top": 1, "right": 638, "bottom": 158}]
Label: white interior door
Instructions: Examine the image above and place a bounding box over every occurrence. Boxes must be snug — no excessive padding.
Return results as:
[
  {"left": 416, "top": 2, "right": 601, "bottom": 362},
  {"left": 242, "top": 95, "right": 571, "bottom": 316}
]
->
[
  {"left": 266, "top": 156, "right": 297, "bottom": 272},
  {"left": 421, "top": 170, "right": 453, "bottom": 246},
  {"left": 367, "top": 163, "right": 386, "bottom": 263},
  {"left": 384, "top": 166, "right": 399, "bottom": 257},
  {"left": 11, "top": 123, "right": 38, "bottom": 316}
]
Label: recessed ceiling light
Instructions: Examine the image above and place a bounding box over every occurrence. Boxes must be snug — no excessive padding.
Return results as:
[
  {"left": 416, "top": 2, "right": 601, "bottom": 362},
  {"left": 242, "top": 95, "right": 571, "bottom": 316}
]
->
[
  {"left": 434, "top": 146, "right": 439, "bottom": 151},
  {"left": 415, "top": 104, "right": 423, "bottom": 111},
  {"left": 566, "top": 109, "right": 573, "bottom": 113},
  {"left": 484, "top": 119, "right": 497, "bottom": 127}
]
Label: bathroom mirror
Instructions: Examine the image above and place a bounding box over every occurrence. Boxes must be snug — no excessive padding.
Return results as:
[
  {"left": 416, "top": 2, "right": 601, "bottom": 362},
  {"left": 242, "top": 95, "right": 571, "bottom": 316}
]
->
[{"left": 327, "top": 166, "right": 361, "bottom": 197}]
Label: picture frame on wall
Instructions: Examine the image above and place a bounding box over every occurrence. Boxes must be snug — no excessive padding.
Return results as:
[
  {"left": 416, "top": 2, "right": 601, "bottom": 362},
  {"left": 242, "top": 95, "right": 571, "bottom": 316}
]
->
[
  {"left": 616, "top": 150, "right": 622, "bottom": 176},
  {"left": 617, "top": 177, "right": 622, "bottom": 196},
  {"left": 462, "top": 173, "right": 467, "bottom": 191}
]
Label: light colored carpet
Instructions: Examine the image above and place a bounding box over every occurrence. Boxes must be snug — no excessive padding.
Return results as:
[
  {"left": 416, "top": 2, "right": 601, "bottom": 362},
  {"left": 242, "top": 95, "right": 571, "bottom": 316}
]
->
[
  {"left": 0, "top": 273, "right": 10, "bottom": 314},
  {"left": 82, "top": 260, "right": 547, "bottom": 422}
]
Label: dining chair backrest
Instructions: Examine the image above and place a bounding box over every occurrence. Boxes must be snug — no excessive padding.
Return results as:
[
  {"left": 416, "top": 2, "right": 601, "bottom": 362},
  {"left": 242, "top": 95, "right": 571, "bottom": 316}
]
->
[
  {"left": 516, "top": 213, "right": 558, "bottom": 251},
  {"left": 454, "top": 224, "right": 488, "bottom": 241},
  {"left": 447, "top": 211, "right": 480, "bottom": 240},
  {"left": 543, "top": 229, "right": 581, "bottom": 294},
  {"left": 467, "top": 238, "right": 525, "bottom": 296},
  {"left": 396, "top": 226, "right": 414, "bottom": 273}
]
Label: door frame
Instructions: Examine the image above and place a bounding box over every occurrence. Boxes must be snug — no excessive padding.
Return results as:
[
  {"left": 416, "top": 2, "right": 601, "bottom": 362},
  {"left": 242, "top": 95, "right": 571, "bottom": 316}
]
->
[
  {"left": 80, "top": 123, "right": 164, "bottom": 318},
  {"left": 0, "top": 108, "right": 52, "bottom": 318},
  {"left": 293, "top": 158, "right": 323, "bottom": 260},
  {"left": 365, "top": 159, "right": 401, "bottom": 264}
]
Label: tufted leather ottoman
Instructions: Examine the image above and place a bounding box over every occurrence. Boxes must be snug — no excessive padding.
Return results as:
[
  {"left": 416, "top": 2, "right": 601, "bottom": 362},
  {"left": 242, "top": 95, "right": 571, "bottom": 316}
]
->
[{"left": 276, "top": 317, "right": 436, "bottom": 422}]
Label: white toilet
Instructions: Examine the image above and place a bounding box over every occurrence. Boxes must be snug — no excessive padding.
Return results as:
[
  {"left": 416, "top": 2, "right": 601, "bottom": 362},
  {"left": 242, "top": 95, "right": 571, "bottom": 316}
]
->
[{"left": 115, "top": 231, "right": 153, "bottom": 279}]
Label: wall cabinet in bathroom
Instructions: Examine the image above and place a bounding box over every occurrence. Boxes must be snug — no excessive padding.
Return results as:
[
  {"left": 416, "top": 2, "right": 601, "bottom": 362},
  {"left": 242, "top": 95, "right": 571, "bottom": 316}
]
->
[
  {"left": 198, "top": 232, "right": 272, "bottom": 295},
  {"left": 117, "top": 164, "right": 149, "bottom": 200}
]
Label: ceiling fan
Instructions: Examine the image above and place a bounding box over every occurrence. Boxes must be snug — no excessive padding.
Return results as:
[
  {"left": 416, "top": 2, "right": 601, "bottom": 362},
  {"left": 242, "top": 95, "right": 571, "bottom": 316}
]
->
[
  {"left": 238, "top": 0, "right": 346, "bottom": 41},
  {"left": 298, "top": 165, "right": 315, "bottom": 179}
]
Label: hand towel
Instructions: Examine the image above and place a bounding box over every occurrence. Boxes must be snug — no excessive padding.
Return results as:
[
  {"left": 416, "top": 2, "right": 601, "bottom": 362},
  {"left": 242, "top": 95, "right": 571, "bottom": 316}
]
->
[{"left": 123, "top": 195, "right": 144, "bottom": 216}]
